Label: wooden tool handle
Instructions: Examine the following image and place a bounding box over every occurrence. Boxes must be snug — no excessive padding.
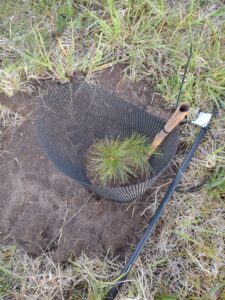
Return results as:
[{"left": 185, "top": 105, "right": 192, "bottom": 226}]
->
[{"left": 148, "top": 103, "right": 190, "bottom": 155}]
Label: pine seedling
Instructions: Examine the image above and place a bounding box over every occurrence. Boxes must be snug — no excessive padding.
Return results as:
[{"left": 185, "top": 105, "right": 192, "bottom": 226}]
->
[
  {"left": 88, "top": 137, "right": 136, "bottom": 185},
  {"left": 88, "top": 134, "right": 158, "bottom": 186},
  {"left": 125, "top": 134, "right": 152, "bottom": 176}
]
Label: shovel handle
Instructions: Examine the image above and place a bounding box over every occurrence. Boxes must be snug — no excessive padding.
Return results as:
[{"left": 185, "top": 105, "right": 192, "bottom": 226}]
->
[{"left": 148, "top": 103, "right": 190, "bottom": 155}]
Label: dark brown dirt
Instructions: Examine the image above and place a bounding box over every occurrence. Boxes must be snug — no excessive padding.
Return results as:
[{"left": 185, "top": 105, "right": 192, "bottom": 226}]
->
[
  {"left": 0, "top": 66, "right": 173, "bottom": 262},
  {"left": 91, "top": 64, "right": 172, "bottom": 119}
]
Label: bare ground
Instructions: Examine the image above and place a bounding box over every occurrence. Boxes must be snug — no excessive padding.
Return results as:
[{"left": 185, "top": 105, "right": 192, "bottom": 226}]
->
[{"left": 0, "top": 66, "right": 174, "bottom": 262}]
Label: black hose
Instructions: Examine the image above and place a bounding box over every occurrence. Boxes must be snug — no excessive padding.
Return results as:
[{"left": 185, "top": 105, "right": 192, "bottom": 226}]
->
[{"left": 104, "top": 124, "right": 209, "bottom": 300}]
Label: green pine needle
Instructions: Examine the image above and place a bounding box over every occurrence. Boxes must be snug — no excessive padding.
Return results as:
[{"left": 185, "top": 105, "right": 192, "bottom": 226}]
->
[{"left": 88, "top": 134, "right": 159, "bottom": 186}]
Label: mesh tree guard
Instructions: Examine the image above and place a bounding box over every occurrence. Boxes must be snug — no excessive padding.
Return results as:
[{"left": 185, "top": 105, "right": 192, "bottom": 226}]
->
[{"left": 34, "top": 80, "right": 179, "bottom": 203}]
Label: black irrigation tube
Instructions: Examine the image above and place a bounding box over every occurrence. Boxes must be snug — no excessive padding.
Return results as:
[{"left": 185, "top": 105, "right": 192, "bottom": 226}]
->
[{"left": 104, "top": 120, "right": 211, "bottom": 300}]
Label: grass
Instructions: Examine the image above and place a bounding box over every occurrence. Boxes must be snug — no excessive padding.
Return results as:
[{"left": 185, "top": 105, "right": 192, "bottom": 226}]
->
[
  {"left": 1, "top": 187, "right": 224, "bottom": 299},
  {"left": 0, "top": 0, "right": 224, "bottom": 105},
  {"left": 204, "top": 145, "right": 225, "bottom": 199},
  {"left": 206, "top": 167, "right": 225, "bottom": 199},
  {"left": 0, "top": 103, "right": 23, "bottom": 129},
  {"left": 0, "top": 0, "right": 224, "bottom": 299},
  {"left": 88, "top": 134, "right": 154, "bottom": 185}
]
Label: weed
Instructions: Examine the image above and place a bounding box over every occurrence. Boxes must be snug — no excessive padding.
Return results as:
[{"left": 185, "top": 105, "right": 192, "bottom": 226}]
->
[{"left": 205, "top": 167, "right": 225, "bottom": 199}]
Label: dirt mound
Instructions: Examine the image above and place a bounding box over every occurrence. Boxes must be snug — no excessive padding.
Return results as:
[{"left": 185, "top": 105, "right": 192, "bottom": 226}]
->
[{"left": 0, "top": 66, "right": 172, "bottom": 262}]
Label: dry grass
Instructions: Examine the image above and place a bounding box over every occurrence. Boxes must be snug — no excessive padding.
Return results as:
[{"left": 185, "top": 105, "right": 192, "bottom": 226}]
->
[
  {"left": 0, "top": 104, "right": 23, "bottom": 129},
  {"left": 0, "top": 1, "right": 224, "bottom": 107},
  {"left": 1, "top": 185, "right": 224, "bottom": 299},
  {"left": 0, "top": 0, "right": 224, "bottom": 299}
]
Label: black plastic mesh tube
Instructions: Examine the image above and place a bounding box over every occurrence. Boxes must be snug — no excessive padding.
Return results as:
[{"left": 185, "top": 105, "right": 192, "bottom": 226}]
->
[
  {"left": 105, "top": 125, "right": 209, "bottom": 300},
  {"left": 34, "top": 80, "right": 179, "bottom": 203}
]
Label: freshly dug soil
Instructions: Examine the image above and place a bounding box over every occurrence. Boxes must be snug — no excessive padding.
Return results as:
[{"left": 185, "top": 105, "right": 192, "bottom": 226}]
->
[{"left": 0, "top": 66, "right": 174, "bottom": 262}]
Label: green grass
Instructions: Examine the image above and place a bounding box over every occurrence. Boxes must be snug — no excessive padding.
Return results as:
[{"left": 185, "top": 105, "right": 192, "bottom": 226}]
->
[
  {"left": 0, "top": 237, "right": 224, "bottom": 299},
  {"left": 206, "top": 167, "right": 225, "bottom": 199},
  {"left": 0, "top": 245, "right": 21, "bottom": 297},
  {"left": 0, "top": 1, "right": 224, "bottom": 299},
  {"left": 88, "top": 134, "right": 153, "bottom": 185},
  {"left": 205, "top": 145, "right": 225, "bottom": 199},
  {"left": 201, "top": 144, "right": 225, "bottom": 199},
  {"left": 0, "top": 0, "right": 224, "bottom": 106}
]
